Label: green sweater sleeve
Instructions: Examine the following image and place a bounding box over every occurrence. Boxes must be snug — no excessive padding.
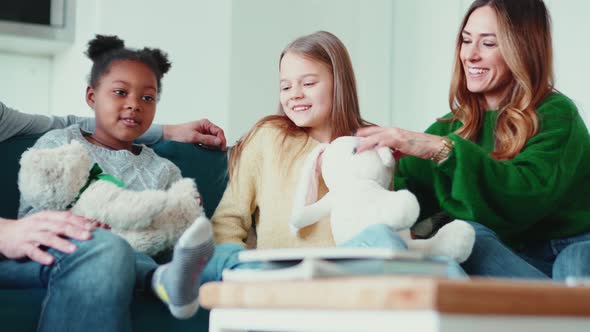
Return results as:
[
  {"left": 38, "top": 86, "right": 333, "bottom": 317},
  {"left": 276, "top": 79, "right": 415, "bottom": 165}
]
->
[{"left": 396, "top": 93, "right": 590, "bottom": 241}]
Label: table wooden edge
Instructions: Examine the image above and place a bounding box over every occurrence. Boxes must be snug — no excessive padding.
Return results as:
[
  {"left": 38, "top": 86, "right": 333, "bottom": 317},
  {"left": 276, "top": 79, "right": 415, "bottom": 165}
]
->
[{"left": 199, "top": 276, "right": 590, "bottom": 317}]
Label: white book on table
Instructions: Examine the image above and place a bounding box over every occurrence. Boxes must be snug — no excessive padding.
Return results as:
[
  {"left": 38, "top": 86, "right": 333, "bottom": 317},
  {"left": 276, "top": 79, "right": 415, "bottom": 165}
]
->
[
  {"left": 222, "top": 258, "right": 348, "bottom": 282},
  {"left": 222, "top": 248, "right": 450, "bottom": 282},
  {"left": 237, "top": 247, "right": 425, "bottom": 262}
]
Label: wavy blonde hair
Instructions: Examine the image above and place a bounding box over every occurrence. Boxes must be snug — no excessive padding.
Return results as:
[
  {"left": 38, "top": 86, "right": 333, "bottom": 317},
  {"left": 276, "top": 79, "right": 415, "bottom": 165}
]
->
[
  {"left": 448, "top": 0, "right": 554, "bottom": 160},
  {"left": 229, "top": 31, "right": 370, "bottom": 177}
]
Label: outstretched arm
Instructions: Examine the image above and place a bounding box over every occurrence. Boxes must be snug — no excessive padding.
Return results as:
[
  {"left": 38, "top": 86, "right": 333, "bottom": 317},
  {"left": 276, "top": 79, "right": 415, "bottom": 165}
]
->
[
  {"left": 0, "top": 101, "right": 87, "bottom": 143},
  {"left": 0, "top": 101, "right": 227, "bottom": 149},
  {"left": 355, "top": 125, "right": 444, "bottom": 159},
  {"left": 357, "top": 96, "right": 590, "bottom": 237},
  {"left": 0, "top": 100, "right": 163, "bottom": 144}
]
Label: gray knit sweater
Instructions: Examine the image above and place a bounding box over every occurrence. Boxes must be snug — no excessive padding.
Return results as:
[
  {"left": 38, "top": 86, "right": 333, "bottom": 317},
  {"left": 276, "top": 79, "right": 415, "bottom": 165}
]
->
[{"left": 18, "top": 124, "right": 182, "bottom": 217}]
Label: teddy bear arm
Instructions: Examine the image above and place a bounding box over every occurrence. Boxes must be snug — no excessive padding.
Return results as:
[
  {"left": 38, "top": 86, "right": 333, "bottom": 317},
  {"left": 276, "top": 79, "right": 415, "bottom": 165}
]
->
[
  {"left": 71, "top": 181, "right": 167, "bottom": 230},
  {"left": 147, "top": 180, "right": 204, "bottom": 250},
  {"left": 289, "top": 193, "right": 332, "bottom": 234}
]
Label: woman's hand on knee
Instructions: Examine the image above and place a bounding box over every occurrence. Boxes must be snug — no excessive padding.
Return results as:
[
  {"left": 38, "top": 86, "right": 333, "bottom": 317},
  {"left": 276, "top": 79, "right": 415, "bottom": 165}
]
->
[{"left": 0, "top": 211, "right": 94, "bottom": 265}]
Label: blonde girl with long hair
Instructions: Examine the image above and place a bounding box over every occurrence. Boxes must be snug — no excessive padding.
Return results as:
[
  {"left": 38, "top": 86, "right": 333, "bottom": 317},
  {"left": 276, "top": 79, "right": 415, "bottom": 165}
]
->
[{"left": 196, "top": 31, "right": 467, "bottom": 285}]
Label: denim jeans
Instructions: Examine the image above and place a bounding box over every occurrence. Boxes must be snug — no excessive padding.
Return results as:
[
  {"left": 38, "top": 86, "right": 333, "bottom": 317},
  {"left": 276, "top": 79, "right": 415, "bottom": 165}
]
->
[
  {"left": 134, "top": 251, "right": 158, "bottom": 291},
  {"left": 201, "top": 224, "right": 467, "bottom": 284},
  {"left": 461, "top": 222, "right": 590, "bottom": 280},
  {"left": 0, "top": 229, "right": 156, "bottom": 332}
]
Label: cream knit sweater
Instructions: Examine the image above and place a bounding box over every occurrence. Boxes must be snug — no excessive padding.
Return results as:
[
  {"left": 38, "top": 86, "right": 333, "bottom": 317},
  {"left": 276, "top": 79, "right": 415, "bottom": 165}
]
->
[{"left": 212, "top": 125, "right": 335, "bottom": 248}]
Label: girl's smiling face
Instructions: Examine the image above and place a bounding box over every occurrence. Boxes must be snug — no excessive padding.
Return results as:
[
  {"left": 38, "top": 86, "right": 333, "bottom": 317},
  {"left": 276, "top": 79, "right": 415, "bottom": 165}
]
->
[
  {"left": 86, "top": 60, "right": 158, "bottom": 149},
  {"left": 279, "top": 52, "right": 334, "bottom": 143}
]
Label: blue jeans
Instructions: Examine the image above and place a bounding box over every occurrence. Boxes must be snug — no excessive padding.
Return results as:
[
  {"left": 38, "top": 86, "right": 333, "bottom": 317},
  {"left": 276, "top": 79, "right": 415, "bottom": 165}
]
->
[
  {"left": 201, "top": 224, "right": 467, "bottom": 283},
  {"left": 461, "top": 222, "right": 590, "bottom": 280},
  {"left": 0, "top": 229, "right": 156, "bottom": 332}
]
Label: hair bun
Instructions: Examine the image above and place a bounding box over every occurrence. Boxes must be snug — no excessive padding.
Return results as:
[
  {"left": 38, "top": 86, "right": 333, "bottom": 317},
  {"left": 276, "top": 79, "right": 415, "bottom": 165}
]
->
[
  {"left": 86, "top": 35, "right": 125, "bottom": 61},
  {"left": 141, "top": 48, "right": 172, "bottom": 75}
]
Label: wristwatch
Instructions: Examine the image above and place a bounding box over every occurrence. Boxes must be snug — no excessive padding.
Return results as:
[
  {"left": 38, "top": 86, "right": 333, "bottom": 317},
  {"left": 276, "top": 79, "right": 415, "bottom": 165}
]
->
[{"left": 431, "top": 137, "right": 454, "bottom": 164}]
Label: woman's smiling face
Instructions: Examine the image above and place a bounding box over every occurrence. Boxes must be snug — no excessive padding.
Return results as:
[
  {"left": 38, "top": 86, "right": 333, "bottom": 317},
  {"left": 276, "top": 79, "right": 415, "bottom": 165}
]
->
[{"left": 460, "top": 5, "right": 512, "bottom": 110}]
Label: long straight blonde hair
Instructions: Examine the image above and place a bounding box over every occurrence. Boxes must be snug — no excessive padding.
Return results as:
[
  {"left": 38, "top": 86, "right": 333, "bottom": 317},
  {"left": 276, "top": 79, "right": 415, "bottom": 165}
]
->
[
  {"left": 229, "top": 31, "right": 370, "bottom": 177},
  {"left": 448, "top": 0, "right": 554, "bottom": 160}
]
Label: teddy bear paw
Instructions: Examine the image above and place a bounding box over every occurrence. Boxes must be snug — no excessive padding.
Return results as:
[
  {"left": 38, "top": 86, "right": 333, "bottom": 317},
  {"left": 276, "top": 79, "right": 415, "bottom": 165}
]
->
[{"left": 431, "top": 220, "right": 475, "bottom": 263}]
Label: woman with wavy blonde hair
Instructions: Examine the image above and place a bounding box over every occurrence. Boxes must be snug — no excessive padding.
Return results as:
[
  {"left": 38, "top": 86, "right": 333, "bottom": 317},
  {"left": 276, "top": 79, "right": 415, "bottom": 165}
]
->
[
  {"left": 449, "top": 0, "right": 553, "bottom": 160},
  {"left": 356, "top": 0, "right": 590, "bottom": 279}
]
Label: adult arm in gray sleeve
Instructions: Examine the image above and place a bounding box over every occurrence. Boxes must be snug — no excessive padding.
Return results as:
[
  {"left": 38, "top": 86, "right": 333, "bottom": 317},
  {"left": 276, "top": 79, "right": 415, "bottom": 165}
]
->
[{"left": 0, "top": 101, "right": 164, "bottom": 144}]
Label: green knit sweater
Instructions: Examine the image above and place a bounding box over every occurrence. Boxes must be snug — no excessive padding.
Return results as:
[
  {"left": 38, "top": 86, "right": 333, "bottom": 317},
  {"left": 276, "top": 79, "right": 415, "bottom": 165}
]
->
[{"left": 395, "top": 93, "right": 590, "bottom": 245}]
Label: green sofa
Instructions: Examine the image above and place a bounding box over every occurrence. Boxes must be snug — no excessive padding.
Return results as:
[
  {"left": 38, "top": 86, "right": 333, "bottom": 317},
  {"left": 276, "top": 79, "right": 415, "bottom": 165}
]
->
[{"left": 0, "top": 134, "right": 229, "bottom": 331}]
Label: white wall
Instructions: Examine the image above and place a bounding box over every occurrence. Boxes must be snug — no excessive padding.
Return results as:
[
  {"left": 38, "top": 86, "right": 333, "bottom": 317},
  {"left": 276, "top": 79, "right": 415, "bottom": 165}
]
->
[
  {"left": 50, "top": 0, "right": 232, "bottom": 133},
  {"left": 1, "top": 0, "right": 588, "bottom": 142},
  {"left": 389, "top": 0, "right": 465, "bottom": 131},
  {"left": 49, "top": 0, "right": 100, "bottom": 119},
  {"left": 0, "top": 53, "right": 51, "bottom": 114},
  {"left": 228, "top": 0, "right": 393, "bottom": 142},
  {"left": 546, "top": 0, "right": 590, "bottom": 122},
  {"left": 389, "top": 0, "right": 590, "bottom": 130}
]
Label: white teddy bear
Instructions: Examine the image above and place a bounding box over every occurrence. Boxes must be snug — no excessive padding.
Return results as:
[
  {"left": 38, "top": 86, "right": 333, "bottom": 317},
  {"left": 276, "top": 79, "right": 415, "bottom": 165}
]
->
[
  {"left": 289, "top": 136, "right": 475, "bottom": 263},
  {"left": 18, "top": 140, "right": 204, "bottom": 256}
]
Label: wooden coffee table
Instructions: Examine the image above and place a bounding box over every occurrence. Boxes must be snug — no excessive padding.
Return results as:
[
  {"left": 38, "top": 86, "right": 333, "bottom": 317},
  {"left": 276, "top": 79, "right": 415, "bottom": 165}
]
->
[{"left": 199, "top": 276, "right": 590, "bottom": 332}]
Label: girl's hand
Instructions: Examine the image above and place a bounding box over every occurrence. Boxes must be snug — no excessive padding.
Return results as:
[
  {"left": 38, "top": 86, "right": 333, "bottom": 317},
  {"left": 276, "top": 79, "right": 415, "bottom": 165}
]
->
[
  {"left": 355, "top": 126, "right": 446, "bottom": 160},
  {"left": 0, "top": 211, "right": 94, "bottom": 265}
]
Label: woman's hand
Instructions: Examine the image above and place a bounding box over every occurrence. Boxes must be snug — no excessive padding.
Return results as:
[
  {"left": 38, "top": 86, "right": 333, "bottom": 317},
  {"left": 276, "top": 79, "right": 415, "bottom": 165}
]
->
[
  {"left": 163, "top": 119, "right": 227, "bottom": 151},
  {"left": 0, "top": 211, "right": 94, "bottom": 265},
  {"left": 355, "top": 126, "right": 446, "bottom": 160}
]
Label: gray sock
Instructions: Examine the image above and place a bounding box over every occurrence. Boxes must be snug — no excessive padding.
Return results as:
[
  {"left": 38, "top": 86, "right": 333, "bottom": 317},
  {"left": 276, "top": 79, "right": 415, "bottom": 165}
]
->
[{"left": 152, "top": 216, "right": 215, "bottom": 319}]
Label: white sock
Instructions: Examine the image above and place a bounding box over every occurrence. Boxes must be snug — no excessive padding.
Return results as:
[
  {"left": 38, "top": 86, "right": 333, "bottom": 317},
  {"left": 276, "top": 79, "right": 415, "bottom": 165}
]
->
[{"left": 152, "top": 216, "right": 215, "bottom": 319}]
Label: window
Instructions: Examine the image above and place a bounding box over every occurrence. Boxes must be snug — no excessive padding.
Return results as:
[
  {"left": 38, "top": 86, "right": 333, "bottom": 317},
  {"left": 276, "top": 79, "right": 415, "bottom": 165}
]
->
[{"left": 0, "top": 0, "right": 75, "bottom": 55}]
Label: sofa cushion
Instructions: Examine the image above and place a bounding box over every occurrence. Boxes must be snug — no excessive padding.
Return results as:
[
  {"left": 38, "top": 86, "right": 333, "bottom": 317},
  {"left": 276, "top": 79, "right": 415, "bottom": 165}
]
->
[
  {"left": 0, "top": 288, "right": 211, "bottom": 332},
  {"left": 151, "top": 141, "right": 228, "bottom": 218},
  {"left": 0, "top": 135, "right": 37, "bottom": 219}
]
